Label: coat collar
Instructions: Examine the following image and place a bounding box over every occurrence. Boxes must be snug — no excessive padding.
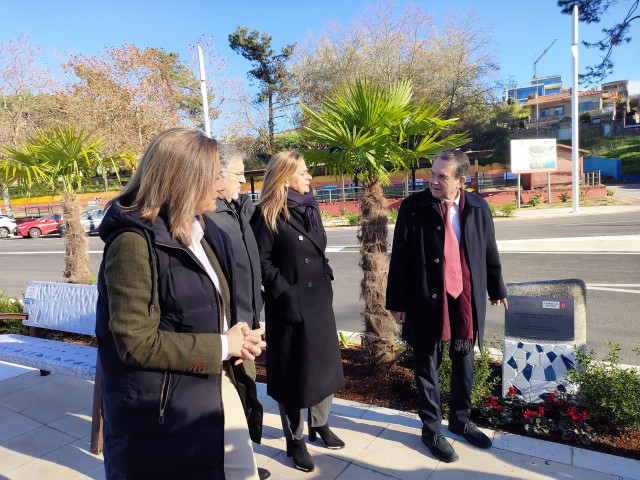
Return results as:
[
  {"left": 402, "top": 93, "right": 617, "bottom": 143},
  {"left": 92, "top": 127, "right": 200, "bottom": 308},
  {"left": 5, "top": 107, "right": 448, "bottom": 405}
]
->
[{"left": 415, "top": 188, "right": 484, "bottom": 211}]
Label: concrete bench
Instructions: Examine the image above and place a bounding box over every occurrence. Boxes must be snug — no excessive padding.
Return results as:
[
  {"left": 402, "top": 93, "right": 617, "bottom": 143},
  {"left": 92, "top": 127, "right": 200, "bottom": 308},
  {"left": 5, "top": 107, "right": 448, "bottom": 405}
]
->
[{"left": 0, "top": 281, "right": 103, "bottom": 454}]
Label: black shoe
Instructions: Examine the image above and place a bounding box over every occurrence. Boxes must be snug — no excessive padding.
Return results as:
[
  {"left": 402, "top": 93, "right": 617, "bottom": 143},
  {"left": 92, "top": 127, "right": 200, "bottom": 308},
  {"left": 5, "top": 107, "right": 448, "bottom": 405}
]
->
[
  {"left": 258, "top": 467, "right": 271, "bottom": 479},
  {"left": 286, "top": 438, "right": 315, "bottom": 472},
  {"left": 309, "top": 424, "right": 345, "bottom": 449},
  {"left": 448, "top": 421, "right": 492, "bottom": 449},
  {"left": 422, "top": 431, "right": 459, "bottom": 463}
]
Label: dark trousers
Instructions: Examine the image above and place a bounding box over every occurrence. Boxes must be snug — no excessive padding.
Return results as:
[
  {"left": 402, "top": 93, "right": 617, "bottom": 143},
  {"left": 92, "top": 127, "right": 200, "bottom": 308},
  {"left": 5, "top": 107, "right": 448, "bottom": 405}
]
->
[
  {"left": 278, "top": 395, "right": 333, "bottom": 441},
  {"left": 413, "top": 295, "right": 475, "bottom": 435}
]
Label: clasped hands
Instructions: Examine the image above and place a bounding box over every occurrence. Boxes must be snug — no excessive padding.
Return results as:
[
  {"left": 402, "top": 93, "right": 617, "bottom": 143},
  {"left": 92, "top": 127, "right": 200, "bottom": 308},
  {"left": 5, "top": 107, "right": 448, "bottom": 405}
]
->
[{"left": 227, "top": 322, "right": 266, "bottom": 366}]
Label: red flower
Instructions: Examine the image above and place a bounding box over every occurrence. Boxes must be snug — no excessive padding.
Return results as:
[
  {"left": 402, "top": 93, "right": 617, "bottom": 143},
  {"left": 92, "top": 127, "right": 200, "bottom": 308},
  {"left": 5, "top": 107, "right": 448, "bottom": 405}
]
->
[
  {"left": 508, "top": 387, "right": 517, "bottom": 396},
  {"left": 538, "top": 407, "right": 545, "bottom": 416},
  {"left": 545, "top": 393, "right": 555, "bottom": 403},
  {"left": 487, "top": 398, "right": 498, "bottom": 406},
  {"left": 495, "top": 405, "right": 505, "bottom": 412},
  {"left": 555, "top": 400, "right": 567, "bottom": 407},
  {"left": 581, "top": 411, "right": 589, "bottom": 419},
  {"left": 567, "top": 407, "right": 578, "bottom": 417},
  {"left": 523, "top": 410, "right": 537, "bottom": 419}
]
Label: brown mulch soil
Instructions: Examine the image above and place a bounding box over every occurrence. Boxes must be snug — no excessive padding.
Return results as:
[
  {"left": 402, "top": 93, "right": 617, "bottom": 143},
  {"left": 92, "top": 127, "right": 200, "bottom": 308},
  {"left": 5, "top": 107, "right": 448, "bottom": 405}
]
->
[{"left": 255, "top": 344, "right": 640, "bottom": 461}]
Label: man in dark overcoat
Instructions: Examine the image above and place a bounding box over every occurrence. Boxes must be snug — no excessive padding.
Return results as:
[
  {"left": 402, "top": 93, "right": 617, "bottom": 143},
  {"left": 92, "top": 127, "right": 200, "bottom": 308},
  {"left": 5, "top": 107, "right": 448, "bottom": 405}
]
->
[
  {"left": 386, "top": 149, "right": 508, "bottom": 463},
  {"left": 207, "top": 142, "right": 271, "bottom": 480}
]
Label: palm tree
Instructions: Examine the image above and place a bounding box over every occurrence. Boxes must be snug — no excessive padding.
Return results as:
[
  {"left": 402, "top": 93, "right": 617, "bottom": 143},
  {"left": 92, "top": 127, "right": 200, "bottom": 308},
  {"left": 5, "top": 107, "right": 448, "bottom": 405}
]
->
[
  {"left": 300, "top": 79, "right": 469, "bottom": 369},
  {"left": 3, "top": 125, "right": 135, "bottom": 283}
]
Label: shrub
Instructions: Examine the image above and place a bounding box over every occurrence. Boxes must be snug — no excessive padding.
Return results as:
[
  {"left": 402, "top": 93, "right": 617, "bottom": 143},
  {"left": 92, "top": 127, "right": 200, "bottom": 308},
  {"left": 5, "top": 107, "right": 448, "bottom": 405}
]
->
[
  {"left": 320, "top": 210, "right": 332, "bottom": 221},
  {"left": 438, "top": 341, "right": 500, "bottom": 415},
  {"left": 560, "top": 192, "right": 570, "bottom": 203},
  {"left": 564, "top": 342, "right": 640, "bottom": 432},
  {"left": 339, "top": 208, "right": 349, "bottom": 216},
  {"left": 480, "top": 388, "right": 593, "bottom": 445},
  {"left": 388, "top": 209, "right": 399, "bottom": 223},
  {"left": 527, "top": 194, "right": 542, "bottom": 207},
  {"left": 499, "top": 201, "right": 516, "bottom": 217},
  {"left": 488, "top": 202, "right": 497, "bottom": 217},
  {"left": 346, "top": 212, "right": 359, "bottom": 226},
  {"left": 606, "top": 188, "right": 614, "bottom": 197},
  {"left": 0, "top": 291, "right": 28, "bottom": 335}
]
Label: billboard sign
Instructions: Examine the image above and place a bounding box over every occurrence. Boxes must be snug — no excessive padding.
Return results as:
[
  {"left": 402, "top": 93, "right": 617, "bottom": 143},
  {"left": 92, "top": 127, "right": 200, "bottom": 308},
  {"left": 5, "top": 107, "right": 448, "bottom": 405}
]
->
[{"left": 510, "top": 138, "right": 557, "bottom": 173}]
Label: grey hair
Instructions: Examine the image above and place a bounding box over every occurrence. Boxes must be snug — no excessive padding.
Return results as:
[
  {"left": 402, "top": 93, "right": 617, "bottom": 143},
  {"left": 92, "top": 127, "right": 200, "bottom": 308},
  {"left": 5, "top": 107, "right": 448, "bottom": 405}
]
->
[
  {"left": 435, "top": 149, "right": 470, "bottom": 179},
  {"left": 217, "top": 141, "right": 246, "bottom": 170}
]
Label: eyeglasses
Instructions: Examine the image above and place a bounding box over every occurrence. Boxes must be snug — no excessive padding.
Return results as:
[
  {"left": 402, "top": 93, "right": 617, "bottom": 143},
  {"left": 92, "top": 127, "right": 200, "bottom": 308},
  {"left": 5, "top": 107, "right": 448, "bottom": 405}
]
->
[{"left": 221, "top": 170, "right": 245, "bottom": 179}]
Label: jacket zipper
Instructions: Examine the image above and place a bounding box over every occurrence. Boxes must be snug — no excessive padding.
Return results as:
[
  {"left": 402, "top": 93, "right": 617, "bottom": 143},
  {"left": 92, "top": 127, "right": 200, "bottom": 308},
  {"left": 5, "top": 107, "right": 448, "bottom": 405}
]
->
[{"left": 159, "top": 371, "right": 173, "bottom": 424}]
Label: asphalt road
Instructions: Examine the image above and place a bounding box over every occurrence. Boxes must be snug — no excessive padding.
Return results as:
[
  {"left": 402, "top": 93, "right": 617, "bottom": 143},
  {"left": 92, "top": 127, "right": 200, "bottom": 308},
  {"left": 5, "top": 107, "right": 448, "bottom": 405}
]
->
[{"left": 1, "top": 208, "right": 639, "bottom": 364}]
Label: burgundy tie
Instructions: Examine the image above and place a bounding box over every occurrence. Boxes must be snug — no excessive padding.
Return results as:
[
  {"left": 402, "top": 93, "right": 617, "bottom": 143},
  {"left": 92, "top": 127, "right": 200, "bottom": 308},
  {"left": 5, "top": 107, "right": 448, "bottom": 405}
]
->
[{"left": 443, "top": 202, "right": 463, "bottom": 298}]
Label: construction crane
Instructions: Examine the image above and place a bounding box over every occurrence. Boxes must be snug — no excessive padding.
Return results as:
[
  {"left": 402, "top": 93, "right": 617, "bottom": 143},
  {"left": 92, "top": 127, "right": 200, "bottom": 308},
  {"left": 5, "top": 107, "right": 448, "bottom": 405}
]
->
[{"left": 533, "top": 39, "right": 558, "bottom": 79}]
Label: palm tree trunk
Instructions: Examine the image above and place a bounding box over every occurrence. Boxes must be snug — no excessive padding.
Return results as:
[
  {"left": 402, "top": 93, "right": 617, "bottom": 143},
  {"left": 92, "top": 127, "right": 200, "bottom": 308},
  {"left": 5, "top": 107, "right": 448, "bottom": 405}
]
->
[
  {"left": 1, "top": 182, "right": 14, "bottom": 217},
  {"left": 61, "top": 192, "right": 91, "bottom": 284},
  {"left": 358, "top": 179, "right": 397, "bottom": 370}
]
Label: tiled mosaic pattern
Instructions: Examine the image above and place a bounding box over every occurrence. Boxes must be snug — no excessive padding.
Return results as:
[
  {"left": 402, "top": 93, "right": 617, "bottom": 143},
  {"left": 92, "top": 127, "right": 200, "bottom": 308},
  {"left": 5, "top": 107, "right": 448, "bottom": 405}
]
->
[{"left": 502, "top": 339, "right": 576, "bottom": 402}]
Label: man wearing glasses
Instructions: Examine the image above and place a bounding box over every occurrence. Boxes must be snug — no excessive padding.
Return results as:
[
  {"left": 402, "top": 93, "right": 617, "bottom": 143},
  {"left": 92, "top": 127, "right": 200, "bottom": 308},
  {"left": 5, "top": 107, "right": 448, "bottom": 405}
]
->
[{"left": 207, "top": 142, "right": 270, "bottom": 480}]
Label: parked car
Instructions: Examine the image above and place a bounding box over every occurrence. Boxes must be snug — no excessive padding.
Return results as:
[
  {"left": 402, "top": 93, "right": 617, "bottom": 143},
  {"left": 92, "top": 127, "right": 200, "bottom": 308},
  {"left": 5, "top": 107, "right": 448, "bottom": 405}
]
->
[
  {"left": 57, "top": 208, "right": 104, "bottom": 236},
  {"left": 15, "top": 213, "right": 64, "bottom": 238},
  {"left": 0, "top": 215, "right": 17, "bottom": 238}
]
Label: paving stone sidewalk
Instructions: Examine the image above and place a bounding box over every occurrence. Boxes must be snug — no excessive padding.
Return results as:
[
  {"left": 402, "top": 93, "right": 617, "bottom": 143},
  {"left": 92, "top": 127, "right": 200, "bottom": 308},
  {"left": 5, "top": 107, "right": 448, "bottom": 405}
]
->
[{"left": 1, "top": 360, "right": 638, "bottom": 480}]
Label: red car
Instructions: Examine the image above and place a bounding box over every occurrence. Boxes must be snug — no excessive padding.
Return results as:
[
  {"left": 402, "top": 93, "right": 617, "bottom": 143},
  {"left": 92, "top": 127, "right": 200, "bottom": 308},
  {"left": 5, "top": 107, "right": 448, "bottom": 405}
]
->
[{"left": 15, "top": 213, "right": 64, "bottom": 238}]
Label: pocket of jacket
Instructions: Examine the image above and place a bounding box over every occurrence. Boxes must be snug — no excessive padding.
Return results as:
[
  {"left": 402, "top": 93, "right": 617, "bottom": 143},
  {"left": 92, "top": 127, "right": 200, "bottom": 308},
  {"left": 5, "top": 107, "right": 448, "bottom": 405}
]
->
[{"left": 274, "top": 282, "right": 302, "bottom": 324}]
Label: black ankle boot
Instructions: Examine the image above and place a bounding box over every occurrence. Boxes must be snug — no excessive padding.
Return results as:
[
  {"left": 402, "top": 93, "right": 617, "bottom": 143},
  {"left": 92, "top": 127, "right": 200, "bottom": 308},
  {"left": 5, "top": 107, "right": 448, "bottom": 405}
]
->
[
  {"left": 286, "top": 438, "right": 314, "bottom": 472},
  {"left": 309, "top": 424, "right": 345, "bottom": 449}
]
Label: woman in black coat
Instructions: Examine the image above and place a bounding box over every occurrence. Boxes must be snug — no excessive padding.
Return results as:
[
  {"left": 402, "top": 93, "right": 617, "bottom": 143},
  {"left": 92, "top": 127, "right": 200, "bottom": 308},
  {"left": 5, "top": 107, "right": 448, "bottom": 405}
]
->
[{"left": 251, "top": 151, "right": 345, "bottom": 473}]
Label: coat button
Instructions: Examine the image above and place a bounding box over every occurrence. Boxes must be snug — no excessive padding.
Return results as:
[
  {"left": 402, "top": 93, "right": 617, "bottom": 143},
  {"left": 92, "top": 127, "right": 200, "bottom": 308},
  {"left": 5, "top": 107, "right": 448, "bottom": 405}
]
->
[
  {"left": 434, "top": 258, "right": 440, "bottom": 263},
  {"left": 298, "top": 235, "right": 304, "bottom": 241},
  {"left": 307, "top": 282, "right": 313, "bottom": 287},
  {"left": 432, "top": 293, "right": 437, "bottom": 299},
  {"left": 304, "top": 258, "right": 309, "bottom": 264},
  {"left": 437, "top": 226, "right": 442, "bottom": 230}
]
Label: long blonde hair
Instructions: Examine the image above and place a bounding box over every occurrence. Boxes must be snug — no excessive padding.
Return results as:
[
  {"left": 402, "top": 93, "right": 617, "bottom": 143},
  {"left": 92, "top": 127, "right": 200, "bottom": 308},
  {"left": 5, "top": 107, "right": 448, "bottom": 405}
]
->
[
  {"left": 107, "top": 128, "right": 219, "bottom": 245},
  {"left": 258, "top": 151, "right": 305, "bottom": 232}
]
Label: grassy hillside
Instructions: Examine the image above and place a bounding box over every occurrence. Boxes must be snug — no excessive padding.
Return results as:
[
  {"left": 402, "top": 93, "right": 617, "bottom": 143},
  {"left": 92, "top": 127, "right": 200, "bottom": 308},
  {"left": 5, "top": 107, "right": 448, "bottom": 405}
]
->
[{"left": 559, "top": 134, "right": 640, "bottom": 174}]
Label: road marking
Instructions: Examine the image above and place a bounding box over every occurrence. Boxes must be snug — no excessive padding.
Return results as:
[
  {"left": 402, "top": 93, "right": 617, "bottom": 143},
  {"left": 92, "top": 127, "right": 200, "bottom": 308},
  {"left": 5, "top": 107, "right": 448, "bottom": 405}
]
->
[
  {"left": 499, "top": 251, "right": 640, "bottom": 255},
  {"left": 554, "top": 219, "right": 640, "bottom": 227},
  {"left": 587, "top": 287, "right": 640, "bottom": 294},
  {"left": 0, "top": 251, "right": 104, "bottom": 255}
]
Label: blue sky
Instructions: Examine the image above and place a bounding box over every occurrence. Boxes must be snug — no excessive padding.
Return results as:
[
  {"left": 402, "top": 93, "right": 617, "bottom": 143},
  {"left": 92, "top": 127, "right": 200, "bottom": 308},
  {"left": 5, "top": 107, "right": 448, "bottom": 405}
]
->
[{"left": 1, "top": 0, "right": 638, "bottom": 96}]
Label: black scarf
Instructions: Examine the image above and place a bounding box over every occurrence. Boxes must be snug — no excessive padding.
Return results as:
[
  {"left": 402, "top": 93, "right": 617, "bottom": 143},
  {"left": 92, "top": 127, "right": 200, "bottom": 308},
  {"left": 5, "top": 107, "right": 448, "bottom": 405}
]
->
[{"left": 286, "top": 188, "right": 320, "bottom": 233}]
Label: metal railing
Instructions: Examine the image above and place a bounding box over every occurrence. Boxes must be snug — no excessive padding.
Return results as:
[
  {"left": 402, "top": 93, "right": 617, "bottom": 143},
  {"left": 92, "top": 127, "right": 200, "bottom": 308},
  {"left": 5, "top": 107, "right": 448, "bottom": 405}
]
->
[{"left": 583, "top": 170, "right": 601, "bottom": 186}]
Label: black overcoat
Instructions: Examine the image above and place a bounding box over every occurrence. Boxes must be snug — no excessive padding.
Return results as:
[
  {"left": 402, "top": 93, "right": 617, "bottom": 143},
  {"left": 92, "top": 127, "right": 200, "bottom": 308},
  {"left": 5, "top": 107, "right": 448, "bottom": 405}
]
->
[
  {"left": 386, "top": 189, "right": 507, "bottom": 350},
  {"left": 251, "top": 206, "right": 345, "bottom": 407}
]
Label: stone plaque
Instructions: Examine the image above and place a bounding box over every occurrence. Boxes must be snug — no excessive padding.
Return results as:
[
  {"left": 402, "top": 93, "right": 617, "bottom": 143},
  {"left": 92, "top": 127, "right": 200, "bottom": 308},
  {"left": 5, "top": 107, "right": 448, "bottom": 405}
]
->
[{"left": 505, "top": 296, "right": 574, "bottom": 341}]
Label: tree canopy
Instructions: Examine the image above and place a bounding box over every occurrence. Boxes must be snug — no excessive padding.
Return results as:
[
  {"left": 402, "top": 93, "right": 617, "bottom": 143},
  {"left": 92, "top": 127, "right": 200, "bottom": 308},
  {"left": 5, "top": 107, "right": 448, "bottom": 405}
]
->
[
  {"left": 558, "top": 0, "right": 639, "bottom": 83},
  {"left": 229, "top": 27, "right": 296, "bottom": 152}
]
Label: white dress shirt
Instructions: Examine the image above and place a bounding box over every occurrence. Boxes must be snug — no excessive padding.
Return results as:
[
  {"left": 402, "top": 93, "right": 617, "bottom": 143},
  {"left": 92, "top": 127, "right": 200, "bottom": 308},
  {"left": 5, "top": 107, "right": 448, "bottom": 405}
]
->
[{"left": 188, "top": 219, "right": 230, "bottom": 360}]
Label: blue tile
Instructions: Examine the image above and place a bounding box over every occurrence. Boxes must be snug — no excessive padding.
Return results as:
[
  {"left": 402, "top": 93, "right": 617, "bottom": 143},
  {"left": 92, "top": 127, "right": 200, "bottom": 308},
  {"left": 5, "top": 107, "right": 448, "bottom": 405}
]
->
[
  {"left": 546, "top": 351, "right": 557, "bottom": 363},
  {"left": 544, "top": 365, "right": 557, "bottom": 381},
  {"left": 507, "top": 357, "right": 518, "bottom": 370},
  {"left": 557, "top": 384, "right": 566, "bottom": 392},
  {"left": 560, "top": 354, "right": 574, "bottom": 370},
  {"left": 536, "top": 345, "right": 543, "bottom": 352},
  {"left": 526, "top": 351, "right": 531, "bottom": 360},
  {"left": 522, "top": 364, "right": 533, "bottom": 381},
  {"left": 517, "top": 342, "right": 524, "bottom": 349}
]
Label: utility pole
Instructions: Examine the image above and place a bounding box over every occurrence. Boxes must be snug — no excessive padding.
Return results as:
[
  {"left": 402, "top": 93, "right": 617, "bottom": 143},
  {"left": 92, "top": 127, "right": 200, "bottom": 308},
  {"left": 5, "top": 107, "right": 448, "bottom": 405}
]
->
[{"left": 571, "top": 6, "right": 580, "bottom": 213}]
